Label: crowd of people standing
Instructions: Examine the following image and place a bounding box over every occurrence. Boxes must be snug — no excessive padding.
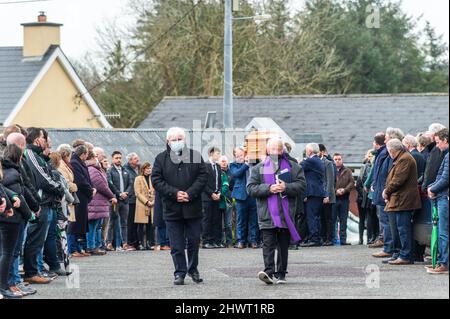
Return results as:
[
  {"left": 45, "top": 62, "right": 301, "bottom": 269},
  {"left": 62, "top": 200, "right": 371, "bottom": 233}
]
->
[{"left": 0, "top": 121, "right": 448, "bottom": 297}]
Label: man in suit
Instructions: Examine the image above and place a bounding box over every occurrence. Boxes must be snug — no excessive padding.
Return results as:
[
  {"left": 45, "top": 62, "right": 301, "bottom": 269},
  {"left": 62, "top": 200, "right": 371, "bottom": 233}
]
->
[
  {"left": 106, "top": 151, "right": 134, "bottom": 251},
  {"left": 319, "top": 144, "right": 337, "bottom": 246},
  {"left": 230, "top": 147, "right": 259, "bottom": 249},
  {"left": 332, "top": 153, "right": 355, "bottom": 246},
  {"left": 300, "top": 143, "right": 327, "bottom": 247},
  {"left": 202, "top": 147, "right": 223, "bottom": 249},
  {"left": 151, "top": 127, "right": 208, "bottom": 285}
]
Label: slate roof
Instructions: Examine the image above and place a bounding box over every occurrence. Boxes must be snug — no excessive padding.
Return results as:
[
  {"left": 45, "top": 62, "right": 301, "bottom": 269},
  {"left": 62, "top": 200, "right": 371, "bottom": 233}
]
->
[
  {"left": 139, "top": 94, "right": 450, "bottom": 163},
  {"left": 0, "top": 46, "right": 56, "bottom": 125}
]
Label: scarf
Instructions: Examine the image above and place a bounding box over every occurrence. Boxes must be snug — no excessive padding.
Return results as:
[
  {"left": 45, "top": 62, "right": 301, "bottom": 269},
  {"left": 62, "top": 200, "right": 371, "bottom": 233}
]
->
[{"left": 263, "top": 154, "right": 301, "bottom": 241}]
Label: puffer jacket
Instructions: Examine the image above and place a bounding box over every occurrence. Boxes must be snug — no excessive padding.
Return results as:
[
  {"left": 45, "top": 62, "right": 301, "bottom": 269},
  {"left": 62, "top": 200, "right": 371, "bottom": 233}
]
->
[
  {"left": 88, "top": 163, "right": 115, "bottom": 220},
  {"left": 429, "top": 150, "right": 449, "bottom": 198},
  {"left": 1, "top": 158, "right": 33, "bottom": 222}
]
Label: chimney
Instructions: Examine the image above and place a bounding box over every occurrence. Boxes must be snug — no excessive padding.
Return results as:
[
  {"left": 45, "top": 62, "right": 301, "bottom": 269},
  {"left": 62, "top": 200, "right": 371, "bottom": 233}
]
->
[{"left": 21, "top": 12, "right": 63, "bottom": 58}]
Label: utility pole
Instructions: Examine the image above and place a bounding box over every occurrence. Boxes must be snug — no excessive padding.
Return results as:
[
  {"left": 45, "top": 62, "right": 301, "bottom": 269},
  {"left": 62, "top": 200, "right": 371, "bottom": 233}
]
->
[{"left": 223, "top": 0, "right": 233, "bottom": 129}]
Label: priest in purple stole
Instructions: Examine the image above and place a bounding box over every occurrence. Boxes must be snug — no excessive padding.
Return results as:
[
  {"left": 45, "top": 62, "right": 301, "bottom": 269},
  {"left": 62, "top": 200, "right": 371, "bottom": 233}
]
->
[{"left": 247, "top": 138, "right": 307, "bottom": 285}]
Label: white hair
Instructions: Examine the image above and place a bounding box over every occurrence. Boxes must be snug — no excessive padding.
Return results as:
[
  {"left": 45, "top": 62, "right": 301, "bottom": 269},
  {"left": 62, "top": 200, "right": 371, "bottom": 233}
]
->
[
  {"left": 402, "top": 135, "right": 418, "bottom": 148},
  {"left": 219, "top": 155, "right": 229, "bottom": 162},
  {"left": 57, "top": 144, "right": 73, "bottom": 160},
  {"left": 428, "top": 123, "right": 446, "bottom": 134},
  {"left": 386, "top": 138, "right": 404, "bottom": 152},
  {"left": 126, "top": 152, "right": 139, "bottom": 162},
  {"left": 305, "top": 143, "right": 320, "bottom": 154},
  {"left": 93, "top": 147, "right": 104, "bottom": 155},
  {"left": 386, "top": 127, "right": 405, "bottom": 141},
  {"left": 266, "top": 137, "right": 284, "bottom": 148},
  {"left": 166, "top": 127, "right": 186, "bottom": 140}
]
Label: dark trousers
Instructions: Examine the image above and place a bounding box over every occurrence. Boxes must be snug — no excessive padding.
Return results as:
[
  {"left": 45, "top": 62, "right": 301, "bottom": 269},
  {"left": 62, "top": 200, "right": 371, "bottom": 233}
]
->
[
  {"left": 320, "top": 203, "right": 334, "bottom": 242},
  {"left": 8, "top": 222, "right": 26, "bottom": 286},
  {"left": 137, "top": 222, "right": 155, "bottom": 247},
  {"left": 166, "top": 218, "right": 202, "bottom": 278},
  {"left": 202, "top": 200, "right": 222, "bottom": 245},
  {"left": 107, "top": 201, "right": 129, "bottom": 247},
  {"left": 366, "top": 204, "right": 379, "bottom": 243},
  {"left": 43, "top": 209, "right": 60, "bottom": 271},
  {"left": 23, "top": 206, "right": 49, "bottom": 278},
  {"left": 357, "top": 201, "right": 366, "bottom": 243},
  {"left": 412, "top": 209, "right": 426, "bottom": 261},
  {"left": 332, "top": 197, "right": 349, "bottom": 243},
  {"left": 261, "top": 228, "right": 290, "bottom": 278},
  {"left": 157, "top": 226, "right": 170, "bottom": 247},
  {"left": 0, "top": 223, "right": 20, "bottom": 290},
  {"left": 305, "top": 196, "right": 323, "bottom": 244},
  {"left": 127, "top": 203, "right": 138, "bottom": 247}
]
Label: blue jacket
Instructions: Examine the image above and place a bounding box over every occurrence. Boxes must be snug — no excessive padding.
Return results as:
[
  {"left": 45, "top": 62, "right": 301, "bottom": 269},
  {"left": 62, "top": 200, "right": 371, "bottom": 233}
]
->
[
  {"left": 229, "top": 162, "right": 251, "bottom": 201},
  {"left": 429, "top": 150, "right": 449, "bottom": 198},
  {"left": 371, "top": 145, "right": 393, "bottom": 206},
  {"left": 300, "top": 155, "right": 327, "bottom": 198},
  {"left": 411, "top": 149, "right": 426, "bottom": 182}
]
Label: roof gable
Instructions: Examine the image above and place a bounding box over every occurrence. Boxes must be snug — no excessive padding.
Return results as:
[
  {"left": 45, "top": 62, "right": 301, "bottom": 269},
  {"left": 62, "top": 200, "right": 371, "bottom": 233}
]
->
[
  {"left": 0, "top": 46, "right": 52, "bottom": 124},
  {"left": 0, "top": 45, "right": 111, "bottom": 128}
]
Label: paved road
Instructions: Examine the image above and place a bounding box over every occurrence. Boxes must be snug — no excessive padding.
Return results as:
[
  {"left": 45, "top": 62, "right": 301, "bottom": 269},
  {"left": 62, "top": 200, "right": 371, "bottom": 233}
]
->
[{"left": 29, "top": 245, "right": 448, "bottom": 299}]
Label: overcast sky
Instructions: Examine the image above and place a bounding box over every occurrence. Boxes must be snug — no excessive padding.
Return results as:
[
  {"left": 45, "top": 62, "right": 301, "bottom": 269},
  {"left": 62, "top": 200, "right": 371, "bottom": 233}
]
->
[{"left": 0, "top": 0, "right": 448, "bottom": 62}]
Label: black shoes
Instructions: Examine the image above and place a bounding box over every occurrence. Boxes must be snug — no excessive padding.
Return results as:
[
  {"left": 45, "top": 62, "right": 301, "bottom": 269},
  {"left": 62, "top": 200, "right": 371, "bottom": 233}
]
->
[
  {"left": 174, "top": 276, "right": 185, "bottom": 285},
  {"left": 322, "top": 241, "right": 334, "bottom": 247},
  {"left": 51, "top": 268, "right": 71, "bottom": 276},
  {"left": 188, "top": 272, "right": 204, "bottom": 284},
  {"left": 274, "top": 275, "right": 287, "bottom": 284},
  {"left": 340, "top": 242, "right": 352, "bottom": 246},
  {"left": 300, "top": 241, "right": 322, "bottom": 248},
  {"left": 173, "top": 273, "right": 203, "bottom": 285}
]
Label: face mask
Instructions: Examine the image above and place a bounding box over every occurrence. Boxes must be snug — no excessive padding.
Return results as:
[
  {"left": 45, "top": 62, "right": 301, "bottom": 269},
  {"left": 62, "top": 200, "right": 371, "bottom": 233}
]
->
[
  {"left": 268, "top": 154, "right": 282, "bottom": 162},
  {"left": 169, "top": 141, "right": 185, "bottom": 153}
]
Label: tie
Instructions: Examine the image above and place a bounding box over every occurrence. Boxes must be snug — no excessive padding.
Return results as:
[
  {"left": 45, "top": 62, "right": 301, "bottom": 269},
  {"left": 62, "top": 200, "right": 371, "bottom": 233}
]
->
[{"left": 213, "top": 164, "right": 218, "bottom": 192}]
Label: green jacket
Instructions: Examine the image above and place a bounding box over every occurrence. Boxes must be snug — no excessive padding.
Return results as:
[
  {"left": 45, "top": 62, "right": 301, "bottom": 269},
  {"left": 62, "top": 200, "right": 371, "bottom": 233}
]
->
[{"left": 220, "top": 170, "right": 231, "bottom": 210}]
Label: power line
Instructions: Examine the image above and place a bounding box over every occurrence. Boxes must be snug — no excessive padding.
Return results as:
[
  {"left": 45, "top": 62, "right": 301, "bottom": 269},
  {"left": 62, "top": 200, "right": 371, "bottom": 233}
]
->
[
  {"left": 0, "top": 0, "right": 52, "bottom": 4},
  {"left": 78, "top": 0, "right": 203, "bottom": 98}
]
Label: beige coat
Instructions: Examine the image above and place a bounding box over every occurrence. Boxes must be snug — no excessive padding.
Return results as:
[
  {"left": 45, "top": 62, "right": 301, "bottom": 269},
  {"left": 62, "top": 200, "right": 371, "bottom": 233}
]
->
[
  {"left": 58, "top": 160, "right": 78, "bottom": 222},
  {"left": 134, "top": 175, "right": 155, "bottom": 224}
]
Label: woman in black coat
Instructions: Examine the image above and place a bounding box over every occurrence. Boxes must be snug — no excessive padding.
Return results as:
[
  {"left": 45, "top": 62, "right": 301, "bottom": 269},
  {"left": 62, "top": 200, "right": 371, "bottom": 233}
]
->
[
  {"left": 67, "top": 145, "right": 94, "bottom": 256},
  {"left": 0, "top": 144, "right": 31, "bottom": 299},
  {"left": 1, "top": 144, "right": 34, "bottom": 296}
]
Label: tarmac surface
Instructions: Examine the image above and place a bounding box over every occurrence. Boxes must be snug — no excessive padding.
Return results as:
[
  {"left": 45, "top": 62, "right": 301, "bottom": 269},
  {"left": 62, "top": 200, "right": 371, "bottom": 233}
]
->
[{"left": 28, "top": 245, "right": 449, "bottom": 299}]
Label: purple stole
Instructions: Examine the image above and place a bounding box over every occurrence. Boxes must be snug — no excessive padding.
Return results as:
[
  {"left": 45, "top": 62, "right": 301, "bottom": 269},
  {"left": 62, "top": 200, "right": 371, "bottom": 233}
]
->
[{"left": 263, "top": 155, "right": 301, "bottom": 242}]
